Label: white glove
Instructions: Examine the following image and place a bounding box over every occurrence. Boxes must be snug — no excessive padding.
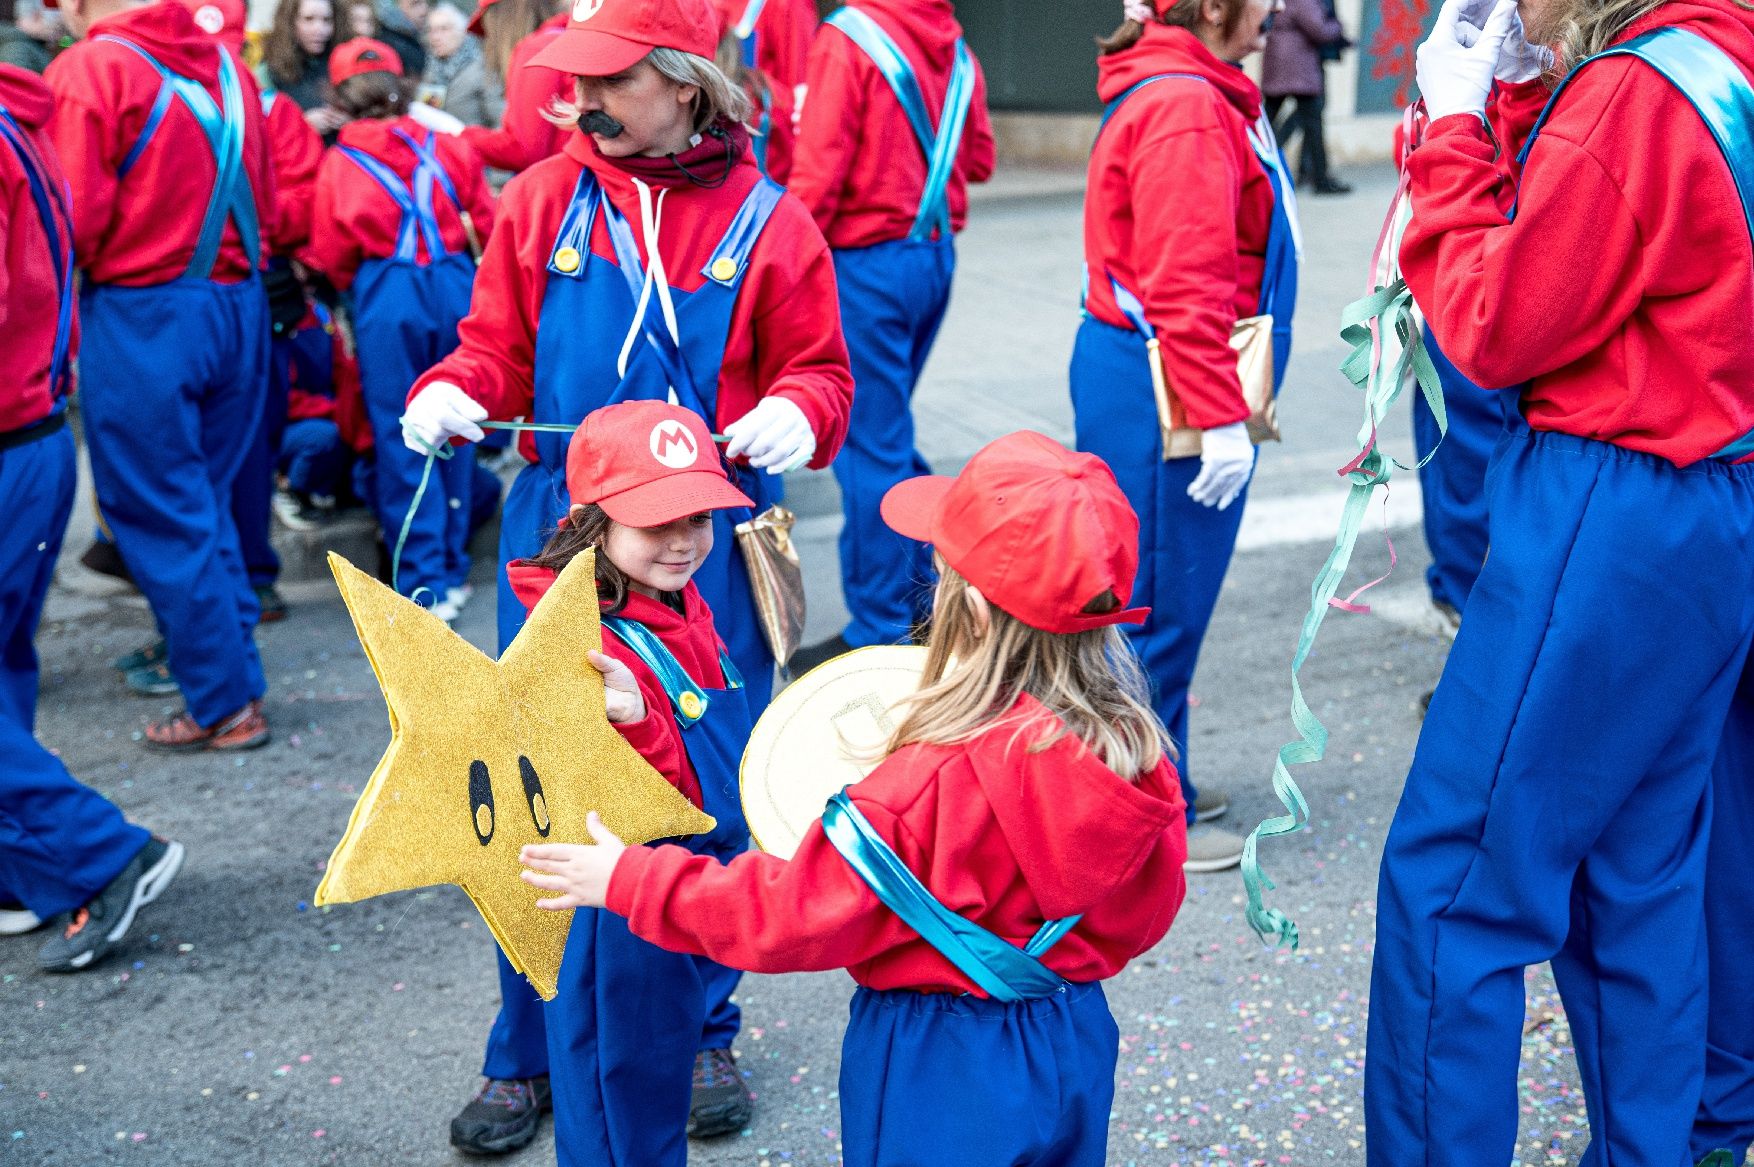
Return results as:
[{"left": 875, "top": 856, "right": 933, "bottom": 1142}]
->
[
  {"left": 1186, "top": 421, "right": 1254, "bottom": 511},
  {"left": 1415, "top": 0, "right": 1519, "bottom": 121},
  {"left": 407, "top": 102, "right": 465, "bottom": 136},
  {"left": 402, "top": 381, "right": 487, "bottom": 453},
  {"left": 722, "top": 396, "right": 815, "bottom": 474},
  {"left": 1494, "top": 8, "right": 1554, "bottom": 82}
]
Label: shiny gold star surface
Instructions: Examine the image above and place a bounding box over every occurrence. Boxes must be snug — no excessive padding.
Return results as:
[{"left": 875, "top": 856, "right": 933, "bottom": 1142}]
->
[{"left": 315, "top": 551, "right": 715, "bottom": 1000}]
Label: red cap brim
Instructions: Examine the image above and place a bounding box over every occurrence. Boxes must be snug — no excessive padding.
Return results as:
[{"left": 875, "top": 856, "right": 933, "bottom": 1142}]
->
[
  {"left": 878, "top": 475, "right": 954, "bottom": 544},
  {"left": 594, "top": 471, "right": 754, "bottom": 528},
  {"left": 526, "top": 28, "right": 651, "bottom": 76}
]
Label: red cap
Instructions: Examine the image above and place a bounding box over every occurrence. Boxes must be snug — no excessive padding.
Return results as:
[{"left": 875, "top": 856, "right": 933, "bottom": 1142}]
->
[
  {"left": 329, "top": 38, "right": 405, "bottom": 86},
  {"left": 880, "top": 432, "right": 1150, "bottom": 635},
  {"left": 566, "top": 401, "right": 753, "bottom": 527},
  {"left": 528, "top": 0, "right": 720, "bottom": 77},
  {"left": 182, "top": 0, "right": 248, "bottom": 48}
]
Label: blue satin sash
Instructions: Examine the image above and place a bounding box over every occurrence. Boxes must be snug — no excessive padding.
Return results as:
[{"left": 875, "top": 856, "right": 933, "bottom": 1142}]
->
[
  {"left": 339, "top": 127, "right": 463, "bottom": 264},
  {"left": 0, "top": 108, "right": 74, "bottom": 398},
  {"left": 601, "top": 613, "right": 743, "bottom": 730}
]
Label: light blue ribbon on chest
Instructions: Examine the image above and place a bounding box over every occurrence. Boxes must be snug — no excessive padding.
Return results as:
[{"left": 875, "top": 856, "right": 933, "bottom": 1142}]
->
[
  {"left": 819, "top": 790, "right": 1078, "bottom": 1003},
  {"left": 339, "top": 127, "right": 464, "bottom": 263},
  {"left": 601, "top": 614, "right": 742, "bottom": 729}
]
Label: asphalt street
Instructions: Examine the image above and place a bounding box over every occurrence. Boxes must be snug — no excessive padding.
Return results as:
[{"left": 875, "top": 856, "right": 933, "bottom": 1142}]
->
[{"left": 2, "top": 163, "right": 1591, "bottom": 1166}]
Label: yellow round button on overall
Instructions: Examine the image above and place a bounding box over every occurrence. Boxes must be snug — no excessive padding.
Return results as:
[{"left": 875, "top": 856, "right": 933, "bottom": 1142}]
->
[
  {"left": 554, "top": 247, "right": 582, "bottom": 273},
  {"left": 679, "top": 691, "right": 706, "bottom": 720},
  {"left": 710, "top": 256, "right": 737, "bottom": 282}
]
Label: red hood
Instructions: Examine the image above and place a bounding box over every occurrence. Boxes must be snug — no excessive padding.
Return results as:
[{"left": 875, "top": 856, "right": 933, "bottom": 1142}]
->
[
  {"left": 856, "top": 0, "right": 968, "bottom": 75},
  {"left": 1620, "top": 0, "right": 1754, "bottom": 70},
  {"left": 963, "top": 695, "right": 1184, "bottom": 921},
  {"left": 1097, "top": 23, "right": 1261, "bottom": 119},
  {"left": 0, "top": 63, "right": 53, "bottom": 127},
  {"left": 88, "top": 1, "right": 226, "bottom": 82},
  {"left": 505, "top": 559, "right": 712, "bottom": 640},
  {"left": 334, "top": 115, "right": 439, "bottom": 180}
]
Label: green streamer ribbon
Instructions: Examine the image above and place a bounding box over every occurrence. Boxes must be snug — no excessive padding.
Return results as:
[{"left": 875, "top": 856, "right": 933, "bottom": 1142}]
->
[{"left": 1239, "top": 276, "right": 1448, "bottom": 950}]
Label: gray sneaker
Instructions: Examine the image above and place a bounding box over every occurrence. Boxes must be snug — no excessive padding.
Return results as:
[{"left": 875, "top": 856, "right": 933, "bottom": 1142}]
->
[
  {"left": 38, "top": 836, "right": 184, "bottom": 972},
  {"left": 1183, "top": 824, "right": 1245, "bottom": 873},
  {"left": 1192, "top": 787, "right": 1230, "bottom": 823}
]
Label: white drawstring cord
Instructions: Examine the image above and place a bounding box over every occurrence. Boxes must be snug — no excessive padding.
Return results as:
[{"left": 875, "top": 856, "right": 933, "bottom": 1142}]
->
[{"left": 615, "top": 178, "right": 682, "bottom": 382}]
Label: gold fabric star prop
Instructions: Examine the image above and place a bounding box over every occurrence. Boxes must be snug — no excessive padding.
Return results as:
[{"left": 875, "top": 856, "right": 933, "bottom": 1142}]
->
[{"left": 315, "top": 551, "right": 715, "bottom": 1000}]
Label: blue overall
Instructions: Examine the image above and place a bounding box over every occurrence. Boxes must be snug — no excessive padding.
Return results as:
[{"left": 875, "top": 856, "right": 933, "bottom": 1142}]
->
[
  {"left": 482, "top": 169, "right": 776, "bottom": 1083},
  {"left": 1070, "top": 74, "right": 1299, "bottom": 822},
  {"left": 79, "top": 38, "right": 268, "bottom": 725},
  {"left": 345, "top": 128, "right": 478, "bottom": 601},
  {"left": 0, "top": 107, "right": 149, "bottom": 916},
  {"left": 820, "top": 793, "right": 1116, "bottom": 1167},
  {"left": 1412, "top": 333, "right": 1510, "bottom": 614},
  {"left": 824, "top": 8, "right": 975, "bottom": 647},
  {"left": 1366, "top": 29, "right": 1754, "bottom": 1167},
  {"left": 542, "top": 615, "right": 752, "bottom": 1167}
]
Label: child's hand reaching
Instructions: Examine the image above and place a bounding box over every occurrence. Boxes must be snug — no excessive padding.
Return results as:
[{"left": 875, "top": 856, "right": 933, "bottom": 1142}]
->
[
  {"left": 520, "top": 813, "right": 628, "bottom": 910},
  {"left": 589, "top": 650, "right": 646, "bottom": 723}
]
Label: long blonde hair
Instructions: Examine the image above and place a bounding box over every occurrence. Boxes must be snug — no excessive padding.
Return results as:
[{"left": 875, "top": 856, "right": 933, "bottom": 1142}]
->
[
  {"left": 1554, "top": 0, "right": 1667, "bottom": 73},
  {"left": 883, "top": 565, "right": 1173, "bottom": 781}
]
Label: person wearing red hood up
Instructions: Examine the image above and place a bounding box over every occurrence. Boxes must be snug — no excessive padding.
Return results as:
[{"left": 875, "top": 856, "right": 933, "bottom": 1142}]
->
[
  {"left": 45, "top": 0, "right": 276, "bottom": 751},
  {"left": 396, "top": 0, "right": 851, "bottom": 1152},
  {"left": 1365, "top": 0, "right": 1754, "bottom": 1163},
  {"left": 0, "top": 60, "right": 187, "bottom": 978},
  {"left": 787, "top": 0, "right": 994, "bottom": 672},
  {"left": 711, "top": 0, "right": 797, "bottom": 183},
  {"left": 1071, "top": 0, "right": 1300, "bottom": 876},
  {"left": 716, "top": 0, "right": 814, "bottom": 96},
  {"left": 519, "top": 430, "right": 1190, "bottom": 1167}
]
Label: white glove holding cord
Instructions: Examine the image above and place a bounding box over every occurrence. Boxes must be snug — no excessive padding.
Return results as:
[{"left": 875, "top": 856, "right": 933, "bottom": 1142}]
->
[
  {"left": 402, "top": 381, "right": 488, "bottom": 453},
  {"left": 407, "top": 101, "right": 466, "bottom": 136},
  {"left": 1415, "top": 0, "right": 1520, "bottom": 121},
  {"left": 722, "top": 396, "right": 816, "bottom": 474},
  {"left": 1494, "top": 7, "right": 1555, "bottom": 83},
  {"left": 1186, "top": 421, "right": 1254, "bottom": 511}
]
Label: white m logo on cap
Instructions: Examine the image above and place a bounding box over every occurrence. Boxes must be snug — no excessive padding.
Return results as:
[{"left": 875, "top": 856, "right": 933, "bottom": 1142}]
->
[
  {"left": 572, "top": 0, "right": 604, "bottom": 20},
  {"left": 650, "top": 421, "right": 699, "bottom": 469},
  {"left": 194, "top": 4, "right": 225, "bottom": 33}
]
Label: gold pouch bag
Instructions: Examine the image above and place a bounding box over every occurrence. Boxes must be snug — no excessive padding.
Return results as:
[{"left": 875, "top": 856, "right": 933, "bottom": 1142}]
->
[
  {"left": 1148, "top": 314, "right": 1280, "bottom": 460},
  {"left": 734, "top": 505, "right": 805, "bottom": 669}
]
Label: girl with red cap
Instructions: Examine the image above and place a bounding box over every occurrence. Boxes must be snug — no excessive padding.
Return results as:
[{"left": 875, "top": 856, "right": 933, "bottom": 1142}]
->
[
  {"left": 489, "top": 398, "right": 762, "bottom": 1167},
  {"left": 520, "top": 429, "right": 1191, "bottom": 1167},
  {"left": 397, "top": 0, "right": 851, "bottom": 1151},
  {"left": 1071, "top": 0, "right": 1300, "bottom": 873}
]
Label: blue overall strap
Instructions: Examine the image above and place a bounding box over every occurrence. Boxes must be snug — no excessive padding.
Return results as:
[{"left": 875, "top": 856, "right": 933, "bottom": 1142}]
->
[
  {"left": 601, "top": 614, "right": 712, "bottom": 727},
  {"left": 1519, "top": 28, "right": 1754, "bottom": 460},
  {"left": 819, "top": 790, "right": 1078, "bottom": 1003},
  {"left": 734, "top": 0, "right": 768, "bottom": 66},
  {"left": 98, "top": 37, "right": 260, "bottom": 278},
  {"left": 1095, "top": 72, "right": 1205, "bottom": 141},
  {"left": 259, "top": 83, "right": 277, "bottom": 118},
  {"left": 825, "top": 7, "right": 972, "bottom": 241},
  {"left": 338, "top": 146, "right": 427, "bottom": 262},
  {"left": 1107, "top": 275, "right": 1152, "bottom": 339},
  {"left": 752, "top": 85, "right": 773, "bottom": 176},
  {"left": 0, "top": 109, "right": 75, "bottom": 398},
  {"left": 547, "top": 168, "right": 603, "bottom": 277},
  {"left": 391, "top": 125, "right": 466, "bottom": 258}
]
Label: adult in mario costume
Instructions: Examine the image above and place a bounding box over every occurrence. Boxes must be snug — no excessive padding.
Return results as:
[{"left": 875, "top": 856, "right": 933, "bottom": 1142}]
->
[
  {"left": 1365, "top": 0, "right": 1754, "bottom": 1162},
  {"left": 45, "top": 0, "right": 275, "bottom": 751},
  {"left": 399, "top": 0, "right": 851, "bottom": 1150}
]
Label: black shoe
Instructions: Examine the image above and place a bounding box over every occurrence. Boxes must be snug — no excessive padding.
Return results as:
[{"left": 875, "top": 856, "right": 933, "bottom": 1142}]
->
[
  {"left": 112, "top": 638, "right": 167, "bottom": 673},
  {"left": 791, "top": 634, "right": 853, "bottom": 675},
  {"left": 80, "top": 540, "right": 134, "bottom": 584},
  {"left": 688, "top": 1048, "right": 752, "bottom": 1139},
  {"left": 124, "top": 661, "right": 180, "bottom": 697},
  {"left": 449, "top": 1076, "right": 551, "bottom": 1156},
  {"left": 1418, "top": 689, "right": 1434, "bottom": 719},
  {"left": 38, "top": 836, "right": 184, "bottom": 973},
  {"left": 1311, "top": 177, "right": 1353, "bottom": 195},
  {"left": 254, "top": 585, "right": 289, "bottom": 625}
]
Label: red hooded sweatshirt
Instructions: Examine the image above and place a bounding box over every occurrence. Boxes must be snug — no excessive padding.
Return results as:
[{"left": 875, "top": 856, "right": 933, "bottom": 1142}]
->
[
  {"left": 45, "top": 2, "right": 274, "bottom": 287},
  {"left": 264, "top": 90, "right": 324, "bottom": 255},
  {"left": 303, "top": 118, "right": 497, "bottom": 290},
  {"left": 508, "top": 561, "right": 736, "bottom": 809},
  {"left": 1083, "top": 24, "right": 1279, "bottom": 431},
  {"left": 789, "top": 0, "right": 995, "bottom": 250},
  {"left": 717, "top": 0, "right": 817, "bottom": 93},
  {"left": 459, "top": 12, "right": 571, "bottom": 174},
  {"left": 1402, "top": 0, "right": 1754, "bottom": 466},
  {"left": 411, "top": 132, "right": 853, "bottom": 467},
  {"left": 0, "top": 64, "right": 76, "bottom": 432},
  {"left": 605, "top": 695, "right": 1189, "bottom": 996}
]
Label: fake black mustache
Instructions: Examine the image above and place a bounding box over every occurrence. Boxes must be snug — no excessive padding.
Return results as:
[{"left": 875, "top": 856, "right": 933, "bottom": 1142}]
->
[{"left": 582, "top": 110, "right": 626, "bottom": 138}]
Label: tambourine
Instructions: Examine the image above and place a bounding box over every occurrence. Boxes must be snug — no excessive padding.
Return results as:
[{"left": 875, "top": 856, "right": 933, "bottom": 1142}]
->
[{"left": 739, "top": 646, "right": 927, "bottom": 860}]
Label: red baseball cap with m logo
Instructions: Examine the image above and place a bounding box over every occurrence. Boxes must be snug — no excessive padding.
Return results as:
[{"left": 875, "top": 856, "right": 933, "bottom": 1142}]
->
[{"left": 566, "top": 401, "right": 753, "bottom": 527}]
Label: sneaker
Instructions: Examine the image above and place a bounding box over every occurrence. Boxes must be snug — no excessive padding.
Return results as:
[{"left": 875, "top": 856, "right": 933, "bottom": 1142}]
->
[
  {"left": 449, "top": 1076, "right": 552, "bottom": 1156},
  {"left": 446, "top": 584, "right": 475, "bottom": 611},
  {"left": 112, "top": 638, "right": 167, "bottom": 673},
  {"left": 80, "top": 540, "right": 134, "bottom": 583},
  {"left": 791, "top": 633, "right": 853, "bottom": 675},
  {"left": 37, "top": 837, "right": 183, "bottom": 972},
  {"left": 1184, "top": 824, "right": 1245, "bottom": 873},
  {"left": 1193, "top": 787, "right": 1229, "bottom": 823},
  {"left": 1311, "top": 177, "right": 1354, "bottom": 195},
  {"left": 1432, "top": 599, "right": 1461, "bottom": 641},
  {"left": 144, "top": 700, "right": 269, "bottom": 753},
  {"left": 124, "top": 661, "right": 180, "bottom": 697},
  {"left": 0, "top": 902, "right": 43, "bottom": 935},
  {"left": 688, "top": 1048, "right": 753, "bottom": 1138},
  {"left": 254, "top": 584, "right": 289, "bottom": 624},
  {"left": 272, "top": 489, "right": 332, "bottom": 532},
  {"left": 429, "top": 597, "right": 461, "bottom": 624},
  {"left": 1696, "top": 1153, "right": 1738, "bottom": 1167}
]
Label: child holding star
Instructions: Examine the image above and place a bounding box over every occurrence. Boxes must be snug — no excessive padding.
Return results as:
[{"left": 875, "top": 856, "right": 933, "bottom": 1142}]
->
[{"left": 521, "top": 430, "right": 1191, "bottom": 1167}]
